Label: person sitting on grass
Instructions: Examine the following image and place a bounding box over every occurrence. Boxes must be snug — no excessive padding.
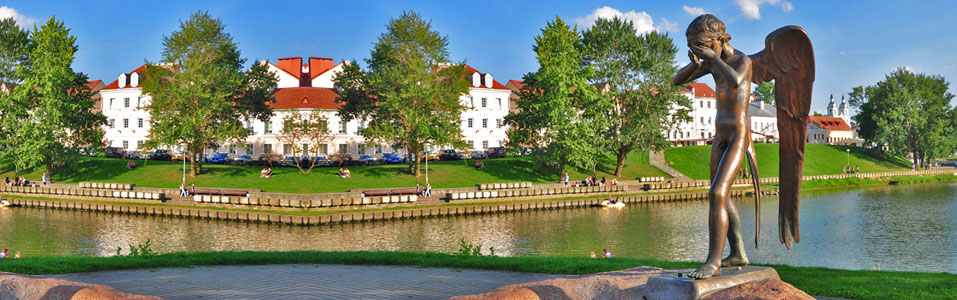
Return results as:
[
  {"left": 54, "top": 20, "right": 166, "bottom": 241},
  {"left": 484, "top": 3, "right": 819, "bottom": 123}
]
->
[
  {"left": 602, "top": 248, "right": 612, "bottom": 258},
  {"left": 343, "top": 168, "right": 352, "bottom": 178},
  {"left": 0, "top": 248, "right": 7, "bottom": 258},
  {"left": 260, "top": 168, "right": 268, "bottom": 178},
  {"left": 339, "top": 168, "right": 346, "bottom": 178}
]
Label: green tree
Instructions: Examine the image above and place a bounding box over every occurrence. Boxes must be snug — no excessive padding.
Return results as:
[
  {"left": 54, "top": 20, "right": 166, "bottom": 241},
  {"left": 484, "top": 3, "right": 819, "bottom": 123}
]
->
[
  {"left": 0, "top": 17, "right": 105, "bottom": 178},
  {"left": 276, "top": 111, "right": 334, "bottom": 174},
  {"left": 142, "top": 11, "right": 276, "bottom": 177},
  {"left": 753, "top": 81, "right": 774, "bottom": 104},
  {"left": 506, "top": 17, "right": 605, "bottom": 177},
  {"left": 334, "top": 11, "right": 469, "bottom": 177},
  {"left": 0, "top": 17, "right": 29, "bottom": 84},
  {"left": 848, "top": 68, "right": 955, "bottom": 168},
  {"left": 581, "top": 17, "right": 690, "bottom": 177}
]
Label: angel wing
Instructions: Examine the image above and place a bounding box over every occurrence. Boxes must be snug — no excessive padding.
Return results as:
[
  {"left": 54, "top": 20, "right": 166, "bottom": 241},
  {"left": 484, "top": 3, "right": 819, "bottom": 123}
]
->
[{"left": 749, "top": 26, "right": 815, "bottom": 249}]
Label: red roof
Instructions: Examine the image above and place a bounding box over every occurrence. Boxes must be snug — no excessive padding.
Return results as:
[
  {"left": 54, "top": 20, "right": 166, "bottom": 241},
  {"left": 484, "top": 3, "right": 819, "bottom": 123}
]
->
[
  {"left": 808, "top": 116, "right": 852, "bottom": 131},
  {"left": 308, "top": 57, "right": 336, "bottom": 79},
  {"left": 463, "top": 64, "right": 509, "bottom": 90},
  {"left": 101, "top": 65, "right": 148, "bottom": 90},
  {"left": 506, "top": 79, "right": 524, "bottom": 91},
  {"left": 276, "top": 57, "right": 302, "bottom": 79},
  {"left": 683, "top": 82, "right": 715, "bottom": 98},
  {"left": 87, "top": 80, "right": 105, "bottom": 91},
  {"left": 271, "top": 87, "right": 340, "bottom": 110}
]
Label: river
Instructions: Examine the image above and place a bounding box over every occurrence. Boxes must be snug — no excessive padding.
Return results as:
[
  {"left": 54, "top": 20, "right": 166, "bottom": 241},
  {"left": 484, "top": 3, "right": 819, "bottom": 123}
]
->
[{"left": 1, "top": 182, "right": 955, "bottom": 273}]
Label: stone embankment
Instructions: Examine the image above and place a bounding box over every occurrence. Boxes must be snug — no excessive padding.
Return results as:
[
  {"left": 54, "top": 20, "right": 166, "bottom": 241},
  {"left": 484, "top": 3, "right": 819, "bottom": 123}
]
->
[
  {"left": 0, "top": 272, "right": 160, "bottom": 300},
  {"left": 1, "top": 169, "right": 951, "bottom": 226}
]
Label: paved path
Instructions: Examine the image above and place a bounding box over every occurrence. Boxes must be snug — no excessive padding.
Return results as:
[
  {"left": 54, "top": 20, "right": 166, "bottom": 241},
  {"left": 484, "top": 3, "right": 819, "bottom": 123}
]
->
[{"left": 51, "top": 264, "right": 560, "bottom": 300}]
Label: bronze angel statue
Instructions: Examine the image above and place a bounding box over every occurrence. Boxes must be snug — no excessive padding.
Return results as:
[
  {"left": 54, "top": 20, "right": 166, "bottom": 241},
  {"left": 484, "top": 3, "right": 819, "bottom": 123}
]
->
[{"left": 672, "top": 14, "right": 814, "bottom": 279}]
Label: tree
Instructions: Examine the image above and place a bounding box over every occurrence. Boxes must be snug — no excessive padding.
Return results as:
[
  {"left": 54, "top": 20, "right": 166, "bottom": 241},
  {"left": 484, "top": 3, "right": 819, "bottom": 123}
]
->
[
  {"left": 848, "top": 68, "right": 955, "bottom": 168},
  {"left": 0, "top": 17, "right": 105, "bottom": 178},
  {"left": 334, "top": 11, "right": 469, "bottom": 177},
  {"left": 506, "top": 17, "right": 605, "bottom": 177},
  {"left": 0, "top": 17, "right": 29, "bottom": 84},
  {"left": 142, "top": 11, "right": 276, "bottom": 177},
  {"left": 275, "top": 111, "right": 334, "bottom": 174},
  {"left": 581, "top": 17, "right": 690, "bottom": 177},
  {"left": 753, "top": 81, "right": 774, "bottom": 104}
]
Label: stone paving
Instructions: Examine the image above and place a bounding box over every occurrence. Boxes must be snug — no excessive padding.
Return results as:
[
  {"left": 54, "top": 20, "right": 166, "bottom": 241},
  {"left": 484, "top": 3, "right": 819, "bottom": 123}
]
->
[{"left": 51, "top": 264, "right": 561, "bottom": 300}]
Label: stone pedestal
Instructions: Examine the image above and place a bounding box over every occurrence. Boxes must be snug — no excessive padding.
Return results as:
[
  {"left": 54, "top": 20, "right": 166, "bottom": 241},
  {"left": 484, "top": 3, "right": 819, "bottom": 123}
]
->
[{"left": 645, "top": 266, "right": 780, "bottom": 300}]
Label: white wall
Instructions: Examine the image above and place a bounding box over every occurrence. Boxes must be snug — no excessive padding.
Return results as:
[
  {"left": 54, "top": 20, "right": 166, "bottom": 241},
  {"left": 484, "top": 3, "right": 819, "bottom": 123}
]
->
[
  {"left": 101, "top": 88, "right": 151, "bottom": 150},
  {"left": 460, "top": 87, "right": 511, "bottom": 150}
]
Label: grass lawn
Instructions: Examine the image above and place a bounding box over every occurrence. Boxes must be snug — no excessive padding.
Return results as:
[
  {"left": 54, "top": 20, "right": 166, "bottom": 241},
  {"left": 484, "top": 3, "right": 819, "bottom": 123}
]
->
[
  {"left": 665, "top": 144, "right": 912, "bottom": 180},
  {"left": 0, "top": 250, "right": 952, "bottom": 300},
  {"left": 1, "top": 151, "right": 666, "bottom": 194}
]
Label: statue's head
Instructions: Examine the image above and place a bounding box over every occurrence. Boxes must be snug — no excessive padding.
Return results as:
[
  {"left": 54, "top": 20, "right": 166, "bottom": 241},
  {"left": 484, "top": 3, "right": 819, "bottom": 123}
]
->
[{"left": 686, "top": 14, "right": 731, "bottom": 51}]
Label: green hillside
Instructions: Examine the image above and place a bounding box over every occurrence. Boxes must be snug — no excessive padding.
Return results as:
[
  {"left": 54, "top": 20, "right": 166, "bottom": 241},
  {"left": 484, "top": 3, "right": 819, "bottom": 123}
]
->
[{"left": 664, "top": 144, "right": 911, "bottom": 180}]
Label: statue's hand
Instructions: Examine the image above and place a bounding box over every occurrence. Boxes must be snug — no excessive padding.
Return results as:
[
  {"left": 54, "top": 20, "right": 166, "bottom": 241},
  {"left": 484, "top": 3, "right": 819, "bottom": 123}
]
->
[
  {"left": 688, "top": 50, "right": 701, "bottom": 67},
  {"left": 691, "top": 45, "right": 717, "bottom": 61}
]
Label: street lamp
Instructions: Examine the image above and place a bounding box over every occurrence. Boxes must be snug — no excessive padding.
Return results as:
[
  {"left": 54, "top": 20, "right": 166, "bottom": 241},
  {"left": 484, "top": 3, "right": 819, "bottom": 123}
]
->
[{"left": 846, "top": 148, "right": 850, "bottom": 167}]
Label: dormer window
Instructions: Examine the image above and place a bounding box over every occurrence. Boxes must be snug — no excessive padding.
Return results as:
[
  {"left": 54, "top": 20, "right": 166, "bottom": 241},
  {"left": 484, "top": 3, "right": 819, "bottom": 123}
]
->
[
  {"left": 117, "top": 73, "right": 127, "bottom": 88},
  {"left": 471, "top": 72, "right": 481, "bottom": 87},
  {"left": 130, "top": 72, "right": 140, "bottom": 87},
  {"left": 484, "top": 73, "right": 493, "bottom": 88}
]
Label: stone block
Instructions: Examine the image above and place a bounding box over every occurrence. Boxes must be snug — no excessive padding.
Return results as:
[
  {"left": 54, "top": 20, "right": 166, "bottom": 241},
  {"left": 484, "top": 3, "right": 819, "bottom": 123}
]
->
[
  {"left": 467, "top": 192, "right": 475, "bottom": 199},
  {"left": 645, "top": 266, "right": 780, "bottom": 300},
  {"left": 279, "top": 198, "right": 290, "bottom": 207},
  {"left": 211, "top": 196, "right": 221, "bottom": 203}
]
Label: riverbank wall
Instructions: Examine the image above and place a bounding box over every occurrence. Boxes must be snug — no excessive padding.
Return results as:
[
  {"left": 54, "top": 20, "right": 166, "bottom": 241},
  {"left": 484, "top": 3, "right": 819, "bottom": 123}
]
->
[{"left": 2, "top": 169, "right": 953, "bottom": 226}]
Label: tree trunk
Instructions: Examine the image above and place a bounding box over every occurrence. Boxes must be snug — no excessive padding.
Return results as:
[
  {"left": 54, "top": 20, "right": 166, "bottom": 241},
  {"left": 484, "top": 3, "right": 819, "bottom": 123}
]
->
[
  {"left": 614, "top": 149, "right": 627, "bottom": 177},
  {"left": 414, "top": 150, "right": 422, "bottom": 177}
]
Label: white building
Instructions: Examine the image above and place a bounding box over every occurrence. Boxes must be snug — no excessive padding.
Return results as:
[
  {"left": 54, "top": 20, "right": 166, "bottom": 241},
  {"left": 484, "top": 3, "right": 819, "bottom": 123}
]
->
[
  {"left": 748, "top": 99, "right": 778, "bottom": 142},
  {"left": 460, "top": 65, "right": 511, "bottom": 151},
  {"left": 99, "top": 58, "right": 511, "bottom": 157},
  {"left": 99, "top": 65, "right": 152, "bottom": 150},
  {"left": 668, "top": 82, "right": 717, "bottom": 145},
  {"left": 825, "top": 94, "right": 852, "bottom": 126},
  {"left": 807, "top": 115, "right": 854, "bottom": 144}
]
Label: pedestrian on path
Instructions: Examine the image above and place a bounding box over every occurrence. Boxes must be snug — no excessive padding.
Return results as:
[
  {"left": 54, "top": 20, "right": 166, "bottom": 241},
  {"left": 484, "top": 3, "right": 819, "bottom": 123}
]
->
[
  {"left": 42, "top": 173, "right": 47, "bottom": 185},
  {"left": 423, "top": 182, "right": 432, "bottom": 197},
  {"left": 564, "top": 173, "right": 569, "bottom": 186}
]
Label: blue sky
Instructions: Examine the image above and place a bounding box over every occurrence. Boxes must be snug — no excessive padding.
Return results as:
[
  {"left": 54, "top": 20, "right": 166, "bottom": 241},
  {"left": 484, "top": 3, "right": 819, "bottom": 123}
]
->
[{"left": 3, "top": 0, "right": 956, "bottom": 112}]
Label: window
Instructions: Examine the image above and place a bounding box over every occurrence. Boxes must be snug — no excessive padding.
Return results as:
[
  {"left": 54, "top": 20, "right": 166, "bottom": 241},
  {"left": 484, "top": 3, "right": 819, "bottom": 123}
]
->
[
  {"left": 245, "top": 144, "right": 253, "bottom": 155},
  {"left": 467, "top": 118, "right": 473, "bottom": 128},
  {"left": 229, "top": 145, "right": 236, "bottom": 154},
  {"left": 122, "top": 141, "right": 129, "bottom": 149},
  {"left": 708, "top": 117, "right": 711, "bottom": 124},
  {"left": 138, "top": 118, "right": 144, "bottom": 128},
  {"left": 707, "top": 101, "right": 711, "bottom": 108},
  {"left": 469, "top": 97, "right": 474, "bottom": 108},
  {"left": 701, "top": 132, "right": 705, "bottom": 138},
  {"left": 700, "top": 101, "right": 703, "bottom": 108},
  {"left": 109, "top": 119, "right": 115, "bottom": 128},
  {"left": 496, "top": 119, "right": 502, "bottom": 128},
  {"left": 482, "top": 140, "right": 489, "bottom": 149},
  {"left": 700, "top": 117, "right": 704, "bottom": 124},
  {"left": 497, "top": 98, "right": 502, "bottom": 108},
  {"left": 338, "top": 144, "right": 348, "bottom": 154},
  {"left": 318, "top": 144, "right": 328, "bottom": 155},
  {"left": 375, "top": 144, "right": 382, "bottom": 154},
  {"left": 339, "top": 122, "right": 347, "bottom": 134},
  {"left": 481, "top": 98, "right": 487, "bottom": 108},
  {"left": 265, "top": 122, "right": 273, "bottom": 134},
  {"left": 246, "top": 121, "right": 254, "bottom": 132},
  {"left": 467, "top": 140, "right": 474, "bottom": 149},
  {"left": 124, "top": 97, "right": 130, "bottom": 108},
  {"left": 263, "top": 144, "right": 273, "bottom": 154},
  {"left": 358, "top": 143, "right": 366, "bottom": 154},
  {"left": 123, "top": 118, "right": 129, "bottom": 128},
  {"left": 482, "top": 118, "right": 488, "bottom": 128},
  {"left": 109, "top": 98, "right": 114, "bottom": 109},
  {"left": 283, "top": 144, "right": 293, "bottom": 155},
  {"left": 137, "top": 97, "right": 142, "bottom": 108},
  {"left": 137, "top": 140, "right": 143, "bottom": 149}
]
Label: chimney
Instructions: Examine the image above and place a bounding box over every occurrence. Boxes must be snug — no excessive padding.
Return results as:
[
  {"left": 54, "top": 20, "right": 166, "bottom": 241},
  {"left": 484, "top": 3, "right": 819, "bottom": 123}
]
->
[
  {"left": 309, "top": 57, "right": 335, "bottom": 77},
  {"left": 276, "top": 57, "right": 303, "bottom": 80}
]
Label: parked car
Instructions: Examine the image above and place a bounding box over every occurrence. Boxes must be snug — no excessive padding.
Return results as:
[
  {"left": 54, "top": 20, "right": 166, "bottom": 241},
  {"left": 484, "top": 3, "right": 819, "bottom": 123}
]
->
[
  {"left": 470, "top": 150, "right": 487, "bottom": 159},
  {"left": 440, "top": 150, "right": 462, "bottom": 161},
  {"left": 208, "top": 153, "right": 229, "bottom": 164},
  {"left": 77, "top": 147, "right": 98, "bottom": 157},
  {"left": 382, "top": 153, "right": 402, "bottom": 164},
  {"left": 125, "top": 151, "right": 141, "bottom": 159},
  {"left": 358, "top": 154, "right": 379, "bottom": 165},
  {"left": 105, "top": 147, "right": 124, "bottom": 158},
  {"left": 231, "top": 154, "right": 253, "bottom": 165},
  {"left": 330, "top": 153, "right": 354, "bottom": 166},
  {"left": 257, "top": 153, "right": 282, "bottom": 166},
  {"left": 171, "top": 151, "right": 187, "bottom": 161},
  {"left": 148, "top": 150, "right": 171, "bottom": 161},
  {"left": 424, "top": 151, "right": 440, "bottom": 161},
  {"left": 487, "top": 147, "right": 506, "bottom": 158}
]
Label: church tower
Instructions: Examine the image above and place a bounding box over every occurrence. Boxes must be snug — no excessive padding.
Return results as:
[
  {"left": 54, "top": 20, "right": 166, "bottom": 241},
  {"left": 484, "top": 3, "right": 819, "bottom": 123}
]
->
[
  {"left": 838, "top": 95, "right": 850, "bottom": 125},
  {"left": 826, "top": 94, "right": 837, "bottom": 117}
]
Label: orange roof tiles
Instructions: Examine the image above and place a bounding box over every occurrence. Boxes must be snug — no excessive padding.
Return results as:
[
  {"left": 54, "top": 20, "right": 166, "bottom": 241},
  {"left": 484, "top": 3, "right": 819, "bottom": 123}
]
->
[
  {"left": 808, "top": 116, "right": 852, "bottom": 131},
  {"left": 684, "top": 82, "right": 716, "bottom": 98},
  {"left": 463, "top": 64, "right": 509, "bottom": 90},
  {"left": 276, "top": 57, "right": 302, "bottom": 79},
  {"left": 271, "top": 87, "right": 340, "bottom": 110},
  {"left": 506, "top": 79, "right": 524, "bottom": 91},
  {"left": 101, "top": 65, "right": 148, "bottom": 90},
  {"left": 87, "top": 80, "right": 105, "bottom": 91}
]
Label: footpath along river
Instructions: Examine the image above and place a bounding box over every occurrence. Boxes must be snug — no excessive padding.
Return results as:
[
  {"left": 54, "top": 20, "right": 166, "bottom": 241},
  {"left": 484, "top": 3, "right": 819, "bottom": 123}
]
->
[{"left": 1, "top": 181, "right": 955, "bottom": 273}]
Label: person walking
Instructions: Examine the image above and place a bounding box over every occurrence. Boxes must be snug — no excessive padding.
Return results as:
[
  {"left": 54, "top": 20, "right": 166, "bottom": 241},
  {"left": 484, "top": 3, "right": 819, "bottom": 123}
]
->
[
  {"left": 41, "top": 173, "right": 47, "bottom": 185},
  {"left": 564, "top": 173, "right": 569, "bottom": 186},
  {"left": 180, "top": 181, "right": 188, "bottom": 197},
  {"left": 423, "top": 182, "right": 432, "bottom": 197}
]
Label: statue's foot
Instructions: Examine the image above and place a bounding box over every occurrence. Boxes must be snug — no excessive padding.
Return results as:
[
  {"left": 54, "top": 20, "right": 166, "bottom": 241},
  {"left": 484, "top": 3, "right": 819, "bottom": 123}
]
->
[
  {"left": 720, "top": 253, "right": 749, "bottom": 268},
  {"left": 687, "top": 263, "right": 720, "bottom": 280}
]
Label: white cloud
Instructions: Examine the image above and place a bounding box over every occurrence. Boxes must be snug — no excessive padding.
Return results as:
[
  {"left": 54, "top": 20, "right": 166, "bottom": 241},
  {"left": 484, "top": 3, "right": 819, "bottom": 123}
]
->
[
  {"left": 735, "top": 0, "right": 794, "bottom": 20},
  {"left": 897, "top": 66, "right": 916, "bottom": 73},
  {"left": 574, "top": 6, "right": 661, "bottom": 35},
  {"left": 682, "top": 5, "right": 708, "bottom": 16},
  {"left": 0, "top": 6, "right": 38, "bottom": 27},
  {"left": 839, "top": 51, "right": 846, "bottom": 56},
  {"left": 657, "top": 18, "right": 678, "bottom": 32}
]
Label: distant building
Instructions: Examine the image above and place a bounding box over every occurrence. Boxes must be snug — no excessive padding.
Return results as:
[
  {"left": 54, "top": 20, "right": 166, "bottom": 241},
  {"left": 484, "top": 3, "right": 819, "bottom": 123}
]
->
[
  {"left": 504, "top": 79, "right": 523, "bottom": 115},
  {"left": 748, "top": 99, "right": 778, "bottom": 142},
  {"left": 460, "top": 65, "right": 511, "bottom": 151},
  {"left": 825, "top": 94, "right": 851, "bottom": 126},
  {"left": 99, "top": 65, "right": 151, "bottom": 150},
  {"left": 87, "top": 79, "right": 105, "bottom": 113},
  {"left": 668, "top": 82, "right": 716, "bottom": 145},
  {"left": 806, "top": 116, "right": 854, "bottom": 144}
]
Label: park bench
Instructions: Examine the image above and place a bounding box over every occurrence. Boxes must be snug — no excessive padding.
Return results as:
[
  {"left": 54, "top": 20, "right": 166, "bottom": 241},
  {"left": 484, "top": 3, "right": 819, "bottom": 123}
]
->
[
  {"left": 358, "top": 187, "right": 419, "bottom": 197},
  {"left": 192, "top": 188, "right": 253, "bottom": 197}
]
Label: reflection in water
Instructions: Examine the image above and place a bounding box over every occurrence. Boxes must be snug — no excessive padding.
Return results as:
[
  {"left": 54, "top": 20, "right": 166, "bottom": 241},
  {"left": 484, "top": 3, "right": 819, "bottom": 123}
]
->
[{"left": 1, "top": 182, "right": 955, "bottom": 273}]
